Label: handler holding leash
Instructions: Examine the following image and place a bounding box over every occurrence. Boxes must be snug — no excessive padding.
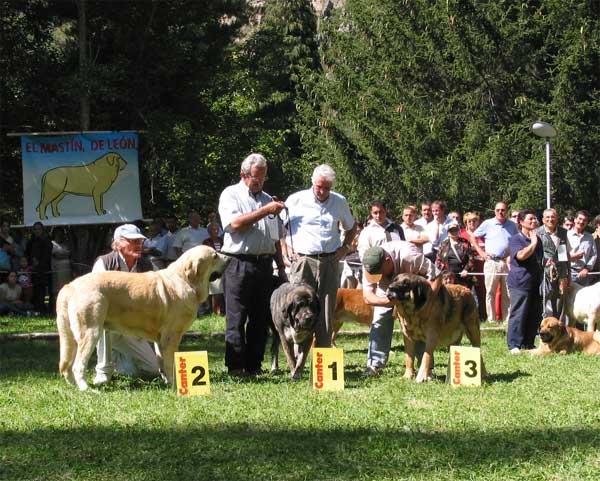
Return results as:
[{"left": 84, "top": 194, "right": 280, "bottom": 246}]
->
[
  {"left": 361, "top": 241, "right": 439, "bottom": 376},
  {"left": 280, "top": 164, "right": 357, "bottom": 348},
  {"left": 93, "top": 224, "right": 160, "bottom": 385},
  {"left": 219, "top": 153, "right": 287, "bottom": 377}
]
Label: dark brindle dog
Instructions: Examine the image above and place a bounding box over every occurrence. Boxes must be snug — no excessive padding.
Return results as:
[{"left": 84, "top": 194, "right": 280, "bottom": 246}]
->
[
  {"left": 270, "top": 282, "right": 320, "bottom": 380},
  {"left": 387, "top": 273, "right": 486, "bottom": 383}
]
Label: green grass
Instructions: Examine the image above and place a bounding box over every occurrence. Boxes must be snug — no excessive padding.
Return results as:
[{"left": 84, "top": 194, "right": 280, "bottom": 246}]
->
[{"left": 1, "top": 315, "right": 600, "bottom": 481}]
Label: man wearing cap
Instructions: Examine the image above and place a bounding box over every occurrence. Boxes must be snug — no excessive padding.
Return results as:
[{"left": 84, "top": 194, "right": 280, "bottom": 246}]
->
[
  {"left": 218, "top": 153, "right": 286, "bottom": 377},
  {"left": 93, "top": 224, "right": 160, "bottom": 385},
  {"left": 470, "top": 201, "right": 518, "bottom": 323},
  {"left": 361, "top": 240, "right": 439, "bottom": 376},
  {"left": 281, "top": 164, "right": 357, "bottom": 348}
]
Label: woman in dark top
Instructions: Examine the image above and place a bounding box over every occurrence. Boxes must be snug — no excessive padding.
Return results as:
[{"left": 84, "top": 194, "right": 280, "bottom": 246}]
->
[
  {"left": 436, "top": 220, "right": 475, "bottom": 288},
  {"left": 506, "top": 209, "right": 544, "bottom": 353}
]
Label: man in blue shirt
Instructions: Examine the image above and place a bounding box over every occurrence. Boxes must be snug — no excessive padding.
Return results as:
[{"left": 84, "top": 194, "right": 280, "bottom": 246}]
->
[{"left": 471, "top": 202, "right": 518, "bottom": 323}]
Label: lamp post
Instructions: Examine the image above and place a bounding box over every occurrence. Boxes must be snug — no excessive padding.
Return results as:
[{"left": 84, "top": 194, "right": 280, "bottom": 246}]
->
[{"left": 531, "top": 121, "right": 557, "bottom": 209}]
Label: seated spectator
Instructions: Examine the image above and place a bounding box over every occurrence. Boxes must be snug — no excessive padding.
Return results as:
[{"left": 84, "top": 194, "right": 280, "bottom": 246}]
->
[
  {"left": 143, "top": 219, "right": 168, "bottom": 270},
  {"left": 162, "top": 215, "right": 180, "bottom": 266},
  {"left": 203, "top": 222, "right": 225, "bottom": 315},
  {"left": 17, "top": 256, "right": 33, "bottom": 303},
  {"left": 0, "top": 271, "right": 34, "bottom": 316},
  {"left": 436, "top": 220, "right": 475, "bottom": 288},
  {"left": 173, "top": 210, "right": 209, "bottom": 257},
  {"left": 0, "top": 239, "right": 11, "bottom": 282},
  {"left": 207, "top": 211, "right": 224, "bottom": 236},
  {"left": 0, "top": 219, "right": 17, "bottom": 265}
]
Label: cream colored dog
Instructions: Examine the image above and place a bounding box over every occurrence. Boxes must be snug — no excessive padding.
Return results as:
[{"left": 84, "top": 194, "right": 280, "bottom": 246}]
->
[
  {"left": 37, "top": 152, "right": 127, "bottom": 220},
  {"left": 564, "top": 282, "right": 600, "bottom": 332},
  {"left": 56, "top": 245, "right": 229, "bottom": 391}
]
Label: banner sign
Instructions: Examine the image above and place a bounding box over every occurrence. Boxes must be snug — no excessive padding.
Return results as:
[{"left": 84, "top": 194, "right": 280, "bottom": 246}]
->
[{"left": 21, "top": 132, "right": 142, "bottom": 226}]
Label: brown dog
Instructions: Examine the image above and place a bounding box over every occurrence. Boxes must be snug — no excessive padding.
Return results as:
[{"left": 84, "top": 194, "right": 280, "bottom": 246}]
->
[
  {"left": 531, "top": 317, "right": 600, "bottom": 355},
  {"left": 387, "top": 273, "right": 485, "bottom": 383},
  {"left": 331, "top": 288, "right": 373, "bottom": 346},
  {"left": 56, "top": 246, "right": 229, "bottom": 390}
]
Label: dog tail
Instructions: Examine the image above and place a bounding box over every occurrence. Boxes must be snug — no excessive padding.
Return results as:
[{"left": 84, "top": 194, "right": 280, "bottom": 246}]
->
[{"left": 56, "top": 284, "right": 77, "bottom": 381}]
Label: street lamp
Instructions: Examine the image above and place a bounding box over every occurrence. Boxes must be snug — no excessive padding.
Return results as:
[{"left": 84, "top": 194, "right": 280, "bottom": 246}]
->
[{"left": 531, "top": 121, "right": 557, "bottom": 209}]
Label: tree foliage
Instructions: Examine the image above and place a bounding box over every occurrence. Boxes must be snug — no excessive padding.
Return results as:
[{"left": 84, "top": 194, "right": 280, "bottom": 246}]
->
[
  {"left": 1, "top": 0, "right": 599, "bottom": 224},
  {"left": 299, "top": 0, "right": 600, "bottom": 220}
]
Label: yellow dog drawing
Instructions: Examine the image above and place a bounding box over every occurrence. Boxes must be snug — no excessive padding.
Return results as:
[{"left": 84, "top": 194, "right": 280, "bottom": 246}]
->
[{"left": 36, "top": 152, "right": 127, "bottom": 220}]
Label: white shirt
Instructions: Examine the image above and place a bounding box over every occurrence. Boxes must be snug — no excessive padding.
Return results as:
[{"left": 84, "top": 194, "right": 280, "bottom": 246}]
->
[
  {"left": 401, "top": 223, "right": 427, "bottom": 254},
  {"left": 0, "top": 283, "right": 21, "bottom": 303},
  {"left": 163, "top": 231, "right": 179, "bottom": 261},
  {"left": 283, "top": 188, "right": 354, "bottom": 254},
  {"left": 362, "top": 240, "right": 438, "bottom": 294},
  {"left": 357, "top": 218, "right": 402, "bottom": 260},
  {"left": 567, "top": 229, "right": 597, "bottom": 272},
  {"left": 144, "top": 234, "right": 168, "bottom": 256},
  {"left": 172, "top": 226, "right": 209, "bottom": 253},
  {"left": 219, "top": 180, "right": 281, "bottom": 255}
]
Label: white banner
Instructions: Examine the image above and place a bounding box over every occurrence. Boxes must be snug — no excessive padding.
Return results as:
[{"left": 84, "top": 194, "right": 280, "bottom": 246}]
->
[{"left": 21, "top": 132, "right": 142, "bottom": 226}]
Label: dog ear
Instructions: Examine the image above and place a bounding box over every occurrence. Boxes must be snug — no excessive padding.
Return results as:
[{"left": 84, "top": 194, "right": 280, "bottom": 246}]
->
[
  {"left": 312, "top": 293, "right": 321, "bottom": 317},
  {"left": 413, "top": 280, "right": 429, "bottom": 310},
  {"left": 105, "top": 153, "right": 116, "bottom": 166},
  {"left": 284, "top": 296, "right": 297, "bottom": 326}
]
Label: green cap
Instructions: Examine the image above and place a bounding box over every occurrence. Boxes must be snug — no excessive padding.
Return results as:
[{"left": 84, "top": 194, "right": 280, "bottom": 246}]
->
[{"left": 362, "top": 246, "right": 386, "bottom": 282}]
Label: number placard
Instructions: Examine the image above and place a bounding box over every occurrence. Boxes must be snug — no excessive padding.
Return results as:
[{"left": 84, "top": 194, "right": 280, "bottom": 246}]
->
[
  {"left": 447, "top": 346, "right": 482, "bottom": 387},
  {"left": 174, "top": 351, "right": 210, "bottom": 396},
  {"left": 311, "top": 348, "right": 344, "bottom": 391}
]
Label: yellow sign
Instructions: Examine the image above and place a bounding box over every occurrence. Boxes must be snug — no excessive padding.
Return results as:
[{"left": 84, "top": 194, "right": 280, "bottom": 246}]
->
[
  {"left": 447, "top": 346, "right": 481, "bottom": 387},
  {"left": 311, "top": 348, "right": 344, "bottom": 391},
  {"left": 174, "top": 351, "right": 210, "bottom": 396}
]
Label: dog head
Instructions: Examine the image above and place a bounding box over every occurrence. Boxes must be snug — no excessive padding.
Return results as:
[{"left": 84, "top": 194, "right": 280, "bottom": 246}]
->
[
  {"left": 386, "top": 273, "right": 430, "bottom": 310},
  {"left": 538, "top": 317, "right": 567, "bottom": 346},
  {"left": 103, "top": 152, "right": 128, "bottom": 171},
  {"left": 283, "top": 284, "right": 320, "bottom": 344},
  {"left": 170, "top": 245, "right": 229, "bottom": 301}
]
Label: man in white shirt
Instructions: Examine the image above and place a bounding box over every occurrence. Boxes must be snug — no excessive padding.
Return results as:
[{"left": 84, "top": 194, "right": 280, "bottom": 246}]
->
[
  {"left": 172, "top": 211, "right": 209, "bottom": 258},
  {"left": 357, "top": 200, "right": 404, "bottom": 259},
  {"left": 415, "top": 202, "right": 433, "bottom": 228},
  {"left": 219, "top": 153, "right": 286, "bottom": 376},
  {"left": 281, "top": 164, "right": 357, "bottom": 347},
  {"left": 361, "top": 241, "right": 438, "bottom": 376},
  {"left": 425, "top": 200, "right": 449, "bottom": 261},
  {"left": 400, "top": 205, "right": 429, "bottom": 254},
  {"left": 567, "top": 210, "right": 596, "bottom": 286}
]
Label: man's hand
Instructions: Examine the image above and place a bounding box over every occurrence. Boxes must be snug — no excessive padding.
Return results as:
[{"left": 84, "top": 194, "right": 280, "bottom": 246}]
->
[{"left": 267, "top": 198, "right": 285, "bottom": 216}]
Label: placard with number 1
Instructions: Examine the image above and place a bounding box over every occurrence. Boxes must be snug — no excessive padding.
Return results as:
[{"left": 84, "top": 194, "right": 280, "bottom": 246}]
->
[{"left": 311, "top": 348, "right": 344, "bottom": 391}]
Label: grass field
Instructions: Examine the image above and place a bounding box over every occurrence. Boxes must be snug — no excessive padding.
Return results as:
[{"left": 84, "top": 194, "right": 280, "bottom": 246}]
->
[{"left": 1, "top": 314, "right": 600, "bottom": 481}]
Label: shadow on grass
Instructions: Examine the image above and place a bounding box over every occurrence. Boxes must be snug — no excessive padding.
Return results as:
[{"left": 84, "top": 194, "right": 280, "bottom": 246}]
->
[{"left": 2, "top": 424, "right": 598, "bottom": 480}]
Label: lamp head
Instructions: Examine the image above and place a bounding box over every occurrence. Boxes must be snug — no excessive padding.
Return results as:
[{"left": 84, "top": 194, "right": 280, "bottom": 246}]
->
[{"left": 532, "top": 121, "right": 557, "bottom": 138}]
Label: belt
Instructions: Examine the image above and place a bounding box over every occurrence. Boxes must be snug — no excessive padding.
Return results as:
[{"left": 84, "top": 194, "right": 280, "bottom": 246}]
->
[
  {"left": 488, "top": 255, "right": 506, "bottom": 262},
  {"left": 224, "top": 253, "right": 273, "bottom": 263},
  {"left": 298, "top": 251, "right": 336, "bottom": 259}
]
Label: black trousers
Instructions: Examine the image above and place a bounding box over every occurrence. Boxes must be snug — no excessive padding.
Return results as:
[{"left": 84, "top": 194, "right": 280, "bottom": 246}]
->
[{"left": 223, "top": 256, "right": 274, "bottom": 372}]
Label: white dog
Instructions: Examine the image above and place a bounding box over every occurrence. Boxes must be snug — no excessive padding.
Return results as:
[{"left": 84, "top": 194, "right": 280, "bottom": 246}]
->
[
  {"left": 56, "top": 245, "right": 229, "bottom": 391},
  {"left": 564, "top": 282, "right": 600, "bottom": 331}
]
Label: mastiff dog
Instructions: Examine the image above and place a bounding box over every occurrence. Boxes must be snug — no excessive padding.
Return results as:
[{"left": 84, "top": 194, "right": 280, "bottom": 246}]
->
[
  {"left": 270, "top": 282, "right": 320, "bottom": 380},
  {"left": 564, "top": 282, "right": 600, "bottom": 332},
  {"left": 531, "top": 317, "right": 600, "bottom": 355},
  {"left": 331, "top": 288, "right": 373, "bottom": 346},
  {"left": 56, "top": 245, "right": 229, "bottom": 390},
  {"left": 387, "top": 273, "right": 485, "bottom": 383}
]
